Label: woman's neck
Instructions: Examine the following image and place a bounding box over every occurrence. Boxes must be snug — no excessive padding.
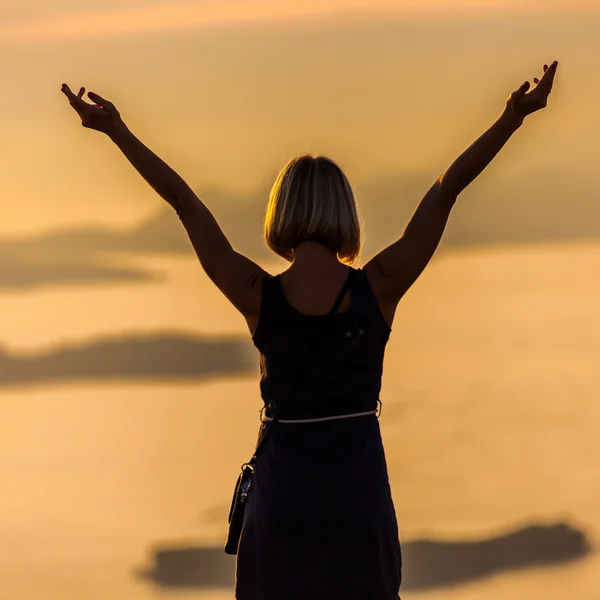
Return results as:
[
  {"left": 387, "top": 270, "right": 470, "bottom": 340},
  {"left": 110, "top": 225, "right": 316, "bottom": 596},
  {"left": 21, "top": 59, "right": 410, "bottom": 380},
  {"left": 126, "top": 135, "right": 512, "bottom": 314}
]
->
[{"left": 289, "top": 241, "right": 348, "bottom": 276}]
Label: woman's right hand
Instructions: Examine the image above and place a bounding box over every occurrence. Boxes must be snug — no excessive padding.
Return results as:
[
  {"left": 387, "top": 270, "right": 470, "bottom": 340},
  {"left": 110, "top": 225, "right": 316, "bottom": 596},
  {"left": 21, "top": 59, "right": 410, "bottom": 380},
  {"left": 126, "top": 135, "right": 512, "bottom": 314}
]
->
[
  {"left": 505, "top": 61, "right": 559, "bottom": 125},
  {"left": 61, "top": 84, "right": 125, "bottom": 136}
]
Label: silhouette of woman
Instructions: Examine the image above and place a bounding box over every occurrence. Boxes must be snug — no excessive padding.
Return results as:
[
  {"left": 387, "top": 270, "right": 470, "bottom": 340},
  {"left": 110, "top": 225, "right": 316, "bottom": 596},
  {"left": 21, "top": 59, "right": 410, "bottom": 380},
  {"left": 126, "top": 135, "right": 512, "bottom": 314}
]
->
[{"left": 61, "top": 60, "right": 558, "bottom": 600}]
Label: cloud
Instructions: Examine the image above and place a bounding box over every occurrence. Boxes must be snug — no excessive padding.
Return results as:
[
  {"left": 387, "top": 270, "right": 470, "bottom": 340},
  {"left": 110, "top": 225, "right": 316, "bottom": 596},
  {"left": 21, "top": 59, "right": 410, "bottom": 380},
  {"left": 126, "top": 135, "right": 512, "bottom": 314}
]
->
[
  {"left": 136, "top": 521, "right": 590, "bottom": 590},
  {"left": 0, "top": 189, "right": 268, "bottom": 292},
  {"left": 1, "top": 0, "right": 597, "bottom": 46},
  {"left": 357, "top": 165, "right": 600, "bottom": 253},
  {"left": 0, "top": 254, "right": 159, "bottom": 292},
  {"left": 0, "top": 332, "right": 257, "bottom": 388},
  {"left": 3, "top": 163, "right": 600, "bottom": 293}
]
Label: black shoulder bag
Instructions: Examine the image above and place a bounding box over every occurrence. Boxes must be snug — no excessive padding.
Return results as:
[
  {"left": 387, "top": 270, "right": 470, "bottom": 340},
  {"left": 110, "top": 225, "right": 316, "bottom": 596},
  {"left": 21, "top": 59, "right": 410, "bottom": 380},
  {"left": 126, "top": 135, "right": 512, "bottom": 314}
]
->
[{"left": 224, "top": 269, "right": 353, "bottom": 555}]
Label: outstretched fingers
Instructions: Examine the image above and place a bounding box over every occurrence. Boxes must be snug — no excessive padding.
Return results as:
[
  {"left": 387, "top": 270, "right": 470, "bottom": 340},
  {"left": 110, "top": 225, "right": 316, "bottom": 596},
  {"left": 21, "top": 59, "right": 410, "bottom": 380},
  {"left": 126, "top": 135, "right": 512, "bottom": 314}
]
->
[
  {"left": 87, "top": 91, "right": 117, "bottom": 114},
  {"left": 533, "top": 65, "right": 548, "bottom": 85},
  {"left": 61, "top": 83, "right": 78, "bottom": 102},
  {"left": 61, "top": 83, "right": 91, "bottom": 110},
  {"left": 534, "top": 61, "right": 558, "bottom": 95}
]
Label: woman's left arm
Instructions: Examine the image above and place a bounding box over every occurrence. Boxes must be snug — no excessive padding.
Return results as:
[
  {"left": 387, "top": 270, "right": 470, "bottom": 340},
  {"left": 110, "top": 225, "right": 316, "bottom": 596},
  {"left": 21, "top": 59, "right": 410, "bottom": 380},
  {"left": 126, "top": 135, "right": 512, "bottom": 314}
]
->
[
  {"left": 365, "top": 61, "right": 559, "bottom": 307},
  {"left": 61, "top": 85, "right": 267, "bottom": 320}
]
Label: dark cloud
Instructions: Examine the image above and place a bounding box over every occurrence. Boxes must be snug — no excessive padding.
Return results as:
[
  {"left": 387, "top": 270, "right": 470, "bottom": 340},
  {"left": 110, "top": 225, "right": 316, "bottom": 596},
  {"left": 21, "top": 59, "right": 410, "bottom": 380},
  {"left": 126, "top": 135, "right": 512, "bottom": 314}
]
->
[
  {"left": 135, "top": 521, "right": 590, "bottom": 590},
  {"left": 0, "top": 332, "right": 257, "bottom": 388},
  {"left": 0, "top": 188, "right": 267, "bottom": 292},
  {"left": 0, "top": 254, "right": 158, "bottom": 291}
]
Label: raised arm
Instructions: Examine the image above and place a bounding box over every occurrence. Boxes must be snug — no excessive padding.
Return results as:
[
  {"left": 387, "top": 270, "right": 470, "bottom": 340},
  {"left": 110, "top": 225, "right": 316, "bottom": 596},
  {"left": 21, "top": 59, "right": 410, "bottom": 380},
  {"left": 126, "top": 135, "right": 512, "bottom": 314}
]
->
[
  {"left": 365, "top": 61, "right": 559, "bottom": 315},
  {"left": 60, "top": 84, "right": 266, "bottom": 324}
]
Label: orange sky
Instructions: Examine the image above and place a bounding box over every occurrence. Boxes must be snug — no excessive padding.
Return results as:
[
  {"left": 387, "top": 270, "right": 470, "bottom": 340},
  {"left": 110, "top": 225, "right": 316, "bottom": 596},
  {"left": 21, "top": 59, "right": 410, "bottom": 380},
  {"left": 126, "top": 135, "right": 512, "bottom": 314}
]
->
[
  {"left": 0, "top": 1, "right": 596, "bottom": 236},
  {"left": 1, "top": 0, "right": 599, "bottom": 45}
]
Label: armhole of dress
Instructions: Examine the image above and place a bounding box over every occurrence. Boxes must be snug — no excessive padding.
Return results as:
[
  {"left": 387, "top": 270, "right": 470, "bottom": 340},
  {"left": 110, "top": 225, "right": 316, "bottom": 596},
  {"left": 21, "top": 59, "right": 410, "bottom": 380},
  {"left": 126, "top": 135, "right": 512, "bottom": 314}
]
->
[
  {"left": 251, "top": 274, "right": 274, "bottom": 346},
  {"left": 356, "top": 268, "right": 392, "bottom": 334}
]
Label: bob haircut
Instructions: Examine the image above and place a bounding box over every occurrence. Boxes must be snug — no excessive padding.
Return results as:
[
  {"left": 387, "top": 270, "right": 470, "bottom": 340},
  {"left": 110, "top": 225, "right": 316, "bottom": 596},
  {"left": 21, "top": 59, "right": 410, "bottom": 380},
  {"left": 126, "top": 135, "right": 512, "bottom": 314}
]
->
[{"left": 264, "top": 155, "right": 361, "bottom": 264}]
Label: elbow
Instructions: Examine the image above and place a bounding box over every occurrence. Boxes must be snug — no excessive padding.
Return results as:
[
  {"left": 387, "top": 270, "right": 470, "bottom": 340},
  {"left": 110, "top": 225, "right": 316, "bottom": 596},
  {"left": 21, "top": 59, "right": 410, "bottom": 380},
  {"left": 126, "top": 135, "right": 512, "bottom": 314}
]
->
[
  {"left": 434, "top": 177, "right": 459, "bottom": 207},
  {"left": 168, "top": 188, "right": 192, "bottom": 220},
  {"left": 173, "top": 185, "right": 204, "bottom": 221}
]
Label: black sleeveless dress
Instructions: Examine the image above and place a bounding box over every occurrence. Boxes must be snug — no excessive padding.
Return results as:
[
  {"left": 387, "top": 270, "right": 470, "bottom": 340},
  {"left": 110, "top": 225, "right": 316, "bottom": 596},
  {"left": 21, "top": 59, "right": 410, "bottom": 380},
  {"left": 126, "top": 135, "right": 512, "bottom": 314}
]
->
[{"left": 235, "top": 267, "right": 402, "bottom": 600}]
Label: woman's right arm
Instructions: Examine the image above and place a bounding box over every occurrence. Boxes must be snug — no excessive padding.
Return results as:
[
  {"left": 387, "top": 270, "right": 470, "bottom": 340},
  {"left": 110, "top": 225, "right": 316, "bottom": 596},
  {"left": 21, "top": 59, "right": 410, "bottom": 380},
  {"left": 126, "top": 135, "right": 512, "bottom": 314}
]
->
[{"left": 364, "top": 61, "right": 559, "bottom": 322}]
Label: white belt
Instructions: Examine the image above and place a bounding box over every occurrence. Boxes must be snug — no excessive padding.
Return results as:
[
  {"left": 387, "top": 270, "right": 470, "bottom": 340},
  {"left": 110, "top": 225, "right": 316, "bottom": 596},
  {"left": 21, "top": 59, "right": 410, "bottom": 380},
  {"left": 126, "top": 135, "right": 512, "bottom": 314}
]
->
[{"left": 261, "top": 409, "right": 378, "bottom": 424}]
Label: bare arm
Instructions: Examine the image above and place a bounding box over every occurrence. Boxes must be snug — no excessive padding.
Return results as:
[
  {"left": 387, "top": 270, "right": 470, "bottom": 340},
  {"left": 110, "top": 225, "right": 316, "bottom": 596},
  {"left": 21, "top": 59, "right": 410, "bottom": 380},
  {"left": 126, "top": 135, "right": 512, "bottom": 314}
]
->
[
  {"left": 365, "top": 61, "right": 559, "bottom": 312},
  {"left": 60, "top": 85, "right": 266, "bottom": 320}
]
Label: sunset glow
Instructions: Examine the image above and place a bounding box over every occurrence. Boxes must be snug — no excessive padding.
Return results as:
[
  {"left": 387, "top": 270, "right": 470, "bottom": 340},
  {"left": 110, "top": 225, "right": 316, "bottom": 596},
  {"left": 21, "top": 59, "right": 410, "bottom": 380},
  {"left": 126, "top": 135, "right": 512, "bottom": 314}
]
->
[{"left": 1, "top": 0, "right": 598, "bottom": 45}]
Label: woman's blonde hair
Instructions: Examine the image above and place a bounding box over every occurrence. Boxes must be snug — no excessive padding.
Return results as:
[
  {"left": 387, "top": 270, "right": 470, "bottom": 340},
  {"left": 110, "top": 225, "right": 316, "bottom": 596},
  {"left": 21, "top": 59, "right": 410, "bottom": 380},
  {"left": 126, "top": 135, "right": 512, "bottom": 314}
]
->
[{"left": 264, "top": 155, "right": 361, "bottom": 264}]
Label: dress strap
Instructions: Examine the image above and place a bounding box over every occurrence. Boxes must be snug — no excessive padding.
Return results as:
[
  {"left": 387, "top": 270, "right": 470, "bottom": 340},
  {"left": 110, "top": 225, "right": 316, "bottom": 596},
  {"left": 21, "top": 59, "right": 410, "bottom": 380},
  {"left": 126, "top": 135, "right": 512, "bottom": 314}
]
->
[{"left": 273, "top": 266, "right": 354, "bottom": 315}]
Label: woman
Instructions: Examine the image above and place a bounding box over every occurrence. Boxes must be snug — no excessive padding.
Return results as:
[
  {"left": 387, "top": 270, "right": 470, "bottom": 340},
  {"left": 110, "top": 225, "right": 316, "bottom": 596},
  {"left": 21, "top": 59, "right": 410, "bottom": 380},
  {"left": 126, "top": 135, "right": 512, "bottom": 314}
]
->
[{"left": 61, "top": 60, "right": 558, "bottom": 600}]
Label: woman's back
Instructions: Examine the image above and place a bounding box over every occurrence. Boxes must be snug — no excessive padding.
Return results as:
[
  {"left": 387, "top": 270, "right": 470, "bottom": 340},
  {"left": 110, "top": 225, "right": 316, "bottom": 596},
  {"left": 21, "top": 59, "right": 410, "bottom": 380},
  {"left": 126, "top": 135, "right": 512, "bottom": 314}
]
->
[{"left": 253, "top": 264, "right": 391, "bottom": 421}]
